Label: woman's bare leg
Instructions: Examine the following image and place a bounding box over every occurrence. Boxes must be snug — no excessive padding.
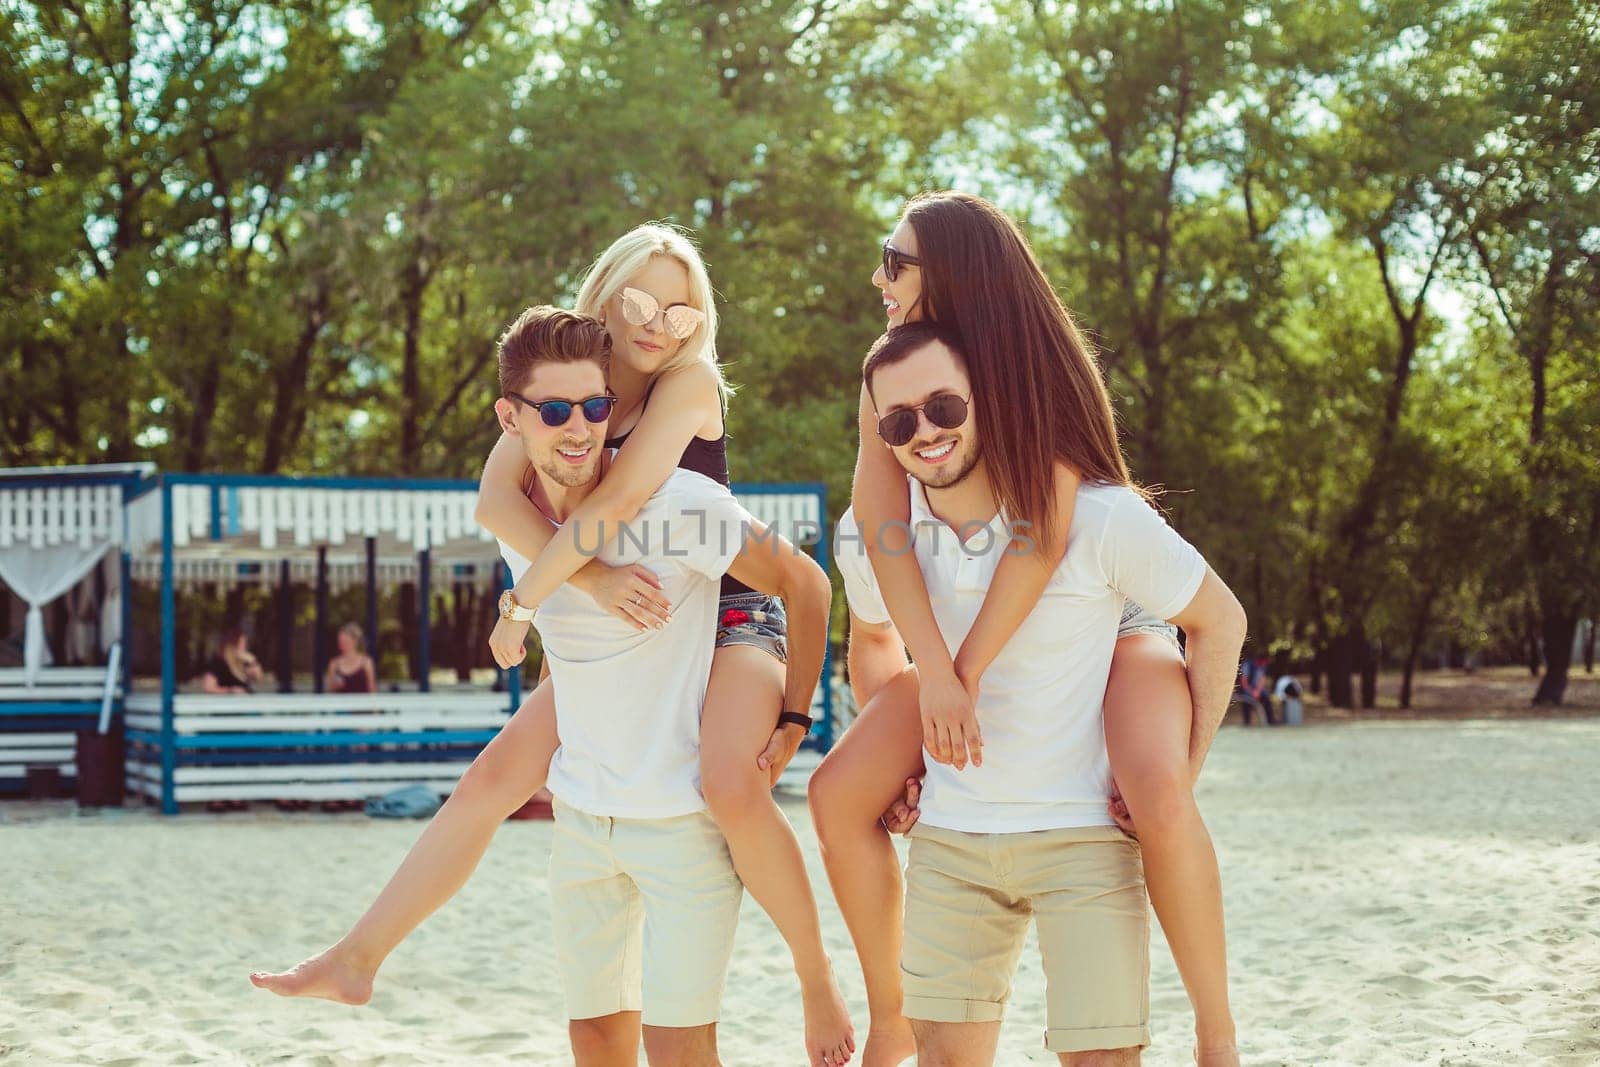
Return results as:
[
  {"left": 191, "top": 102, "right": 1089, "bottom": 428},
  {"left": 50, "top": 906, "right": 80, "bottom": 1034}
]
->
[
  {"left": 250, "top": 679, "right": 560, "bottom": 1002},
  {"left": 1103, "top": 635, "right": 1238, "bottom": 1067},
  {"left": 699, "top": 644, "right": 855, "bottom": 1067},
  {"left": 806, "top": 667, "right": 925, "bottom": 1067}
]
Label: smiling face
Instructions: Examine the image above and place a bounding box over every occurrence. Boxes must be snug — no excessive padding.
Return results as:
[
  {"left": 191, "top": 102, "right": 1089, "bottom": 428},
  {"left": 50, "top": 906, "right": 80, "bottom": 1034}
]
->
[
  {"left": 868, "top": 338, "right": 981, "bottom": 490},
  {"left": 601, "top": 254, "right": 696, "bottom": 375},
  {"left": 871, "top": 217, "right": 927, "bottom": 328},
  {"left": 495, "top": 360, "right": 611, "bottom": 489}
]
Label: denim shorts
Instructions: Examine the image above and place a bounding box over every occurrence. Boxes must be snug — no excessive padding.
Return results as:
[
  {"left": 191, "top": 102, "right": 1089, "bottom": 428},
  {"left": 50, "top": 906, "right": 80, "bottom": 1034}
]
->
[
  {"left": 714, "top": 592, "right": 788, "bottom": 664},
  {"left": 1118, "top": 599, "right": 1181, "bottom": 650}
]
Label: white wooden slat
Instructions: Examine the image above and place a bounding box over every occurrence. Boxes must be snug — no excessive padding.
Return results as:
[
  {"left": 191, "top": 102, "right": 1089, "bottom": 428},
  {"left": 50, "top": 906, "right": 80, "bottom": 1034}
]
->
[
  {"left": 443, "top": 493, "right": 464, "bottom": 542},
  {"left": 0, "top": 732, "right": 84, "bottom": 746},
  {"left": 125, "top": 692, "right": 511, "bottom": 715},
  {"left": 170, "top": 483, "right": 191, "bottom": 547},
  {"left": 430, "top": 496, "right": 448, "bottom": 550},
  {"left": 28, "top": 488, "right": 43, "bottom": 548},
  {"left": 128, "top": 712, "right": 510, "bottom": 733},
  {"left": 379, "top": 491, "right": 397, "bottom": 537},
  {"left": 0, "top": 762, "right": 75, "bottom": 778},
  {"left": 169, "top": 779, "right": 460, "bottom": 802},
  {"left": 293, "top": 488, "right": 313, "bottom": 546},
  {"left": 172, "top": 761, "right": 472, "bottom": 785},
  {"left": 0, "top": 490, "right": 12, "bottom": 547},
  {"left": 0, "top": 747, "right": 74, "bottom": 762},
  {"left": 309, "top": 489, "right": 328, "bottom": 543},
  {"left": 0, "top": 666, "right": 113, "bottom": 685},
  {"left": 395, "top": 492, "right": 413, "bottom": 545},
  {"left": 327, "top": 490, "right": 347, "bottom": 545},
  {"left": 361, "top": 491, "right": 380, "bottom": 537},
  {"left": 0, "top": 687, "right": 107, "bottom": 701},
  {"left": 237, "top": 487, "right": 257, "bottom": 537},
  {"left": 257, "top": 489, "right": 277, "bottom": 550}
]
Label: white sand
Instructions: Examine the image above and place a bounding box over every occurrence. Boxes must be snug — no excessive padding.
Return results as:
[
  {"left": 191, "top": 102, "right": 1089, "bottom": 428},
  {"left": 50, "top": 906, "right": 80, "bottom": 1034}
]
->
[{"left": 5, "top": 719, "right": 1599, "bottom": 1065}]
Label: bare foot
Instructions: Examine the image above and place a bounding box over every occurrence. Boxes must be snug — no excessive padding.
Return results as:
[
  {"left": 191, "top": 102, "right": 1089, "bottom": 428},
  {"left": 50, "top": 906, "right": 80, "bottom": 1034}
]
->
[
  {"left": 249, "top": 946, "right": 374, "bottom": 1005},
  {"left": 1196, "top": 1042, "right": 1241, "bottom": 1067},
  {"left": 799, "top": 960, "right": 856, "bottom": 1066},
  {"left": 860, "top": 1015, "right": 916, "bottom": 1067}
]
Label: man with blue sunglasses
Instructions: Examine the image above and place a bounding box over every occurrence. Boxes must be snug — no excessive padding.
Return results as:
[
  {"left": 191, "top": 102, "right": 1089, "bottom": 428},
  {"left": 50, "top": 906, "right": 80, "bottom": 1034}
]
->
[{"left": 489, "top": 305, "right": 834, "bottom": 1066}]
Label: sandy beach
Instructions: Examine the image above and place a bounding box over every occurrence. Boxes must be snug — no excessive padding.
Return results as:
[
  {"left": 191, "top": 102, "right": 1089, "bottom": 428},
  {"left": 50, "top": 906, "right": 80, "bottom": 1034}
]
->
[{"left": 5, "top": 716, "right": 1599, "bottom": 1066}]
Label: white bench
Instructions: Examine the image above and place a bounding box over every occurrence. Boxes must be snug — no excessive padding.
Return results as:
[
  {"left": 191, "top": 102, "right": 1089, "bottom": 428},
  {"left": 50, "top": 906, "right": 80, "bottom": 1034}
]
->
[
  {"left": 124, "top": 690, "right": 516, "bottom": 806},
  {"left": 0, "top": 664, "right": 121, "bottom": 788}
]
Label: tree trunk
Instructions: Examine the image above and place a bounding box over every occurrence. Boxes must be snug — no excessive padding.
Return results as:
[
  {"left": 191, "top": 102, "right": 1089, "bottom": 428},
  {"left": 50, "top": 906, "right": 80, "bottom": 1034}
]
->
[
  {"left": 1325, "top": 635, "right": 1353, "bottom": 709},
  {"left": 1532, "top": 608, "right": 1578, "bottom": 706},
  {"left": 1584, "top": 619, "right": 1595, "bottom": 674},
  {"left": 1524, "top": 605, "right": 1543, "bottom": 676},
  {"left": 1359, "top": 635, "right": 1378, "bottom": 709},
  {"left": 1399, "top": 593, "right": 1434, "bottom": 710}
]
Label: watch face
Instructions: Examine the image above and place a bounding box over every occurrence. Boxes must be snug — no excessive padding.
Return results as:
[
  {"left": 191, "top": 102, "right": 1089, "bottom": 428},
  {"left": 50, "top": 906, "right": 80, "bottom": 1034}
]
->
[{"left": 498, "top": 590, "right": 514, "bottom": 618}]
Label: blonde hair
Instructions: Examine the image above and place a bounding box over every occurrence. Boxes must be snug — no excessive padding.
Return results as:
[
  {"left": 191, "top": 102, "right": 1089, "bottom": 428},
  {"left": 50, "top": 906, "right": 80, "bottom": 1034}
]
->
[
  {"left": 574, "top": 223, "right": 733, "bottom": 399},
  {"left": 338, "top": 622, "right": 366, "bottom": 653}
]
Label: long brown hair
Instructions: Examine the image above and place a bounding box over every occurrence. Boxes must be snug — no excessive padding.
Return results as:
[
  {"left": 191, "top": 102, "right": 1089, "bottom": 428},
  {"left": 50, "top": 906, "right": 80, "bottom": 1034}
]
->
[{"left": 901, "top": 191, "right": 1130, "bottom": 544}]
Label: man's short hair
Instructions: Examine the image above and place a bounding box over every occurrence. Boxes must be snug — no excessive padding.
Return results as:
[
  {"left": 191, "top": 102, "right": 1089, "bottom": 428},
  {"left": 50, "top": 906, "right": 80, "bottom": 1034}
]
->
[
  {"left": 862, "top": 321, "right": 967, "bottom": 397},
  {"left": 497, "top": 306, "right": 611, "bottom": 397}
]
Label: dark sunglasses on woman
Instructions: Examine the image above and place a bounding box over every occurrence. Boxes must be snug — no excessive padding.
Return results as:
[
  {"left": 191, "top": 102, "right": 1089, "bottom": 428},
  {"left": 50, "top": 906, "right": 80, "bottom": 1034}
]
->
[
  {"left": 876, "top": 392, "right": 969, "bottom": 447},
  {"left": 507, "top": 392, "right": 618, "bottom": 427},
  {"left": 881, "top": 240, "right": 922, "bottom": 283}
]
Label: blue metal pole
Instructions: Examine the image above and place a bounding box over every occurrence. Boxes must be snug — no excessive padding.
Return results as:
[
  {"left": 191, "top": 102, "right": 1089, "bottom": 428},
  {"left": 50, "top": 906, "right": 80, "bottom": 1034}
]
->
[
  {"left": 159, "top": 482, "right": 176, "bottom": 815},
  {"left": 418, "top": 548, "right": 431, "bottom": 693},
  {"left": 503, "top": 559, "right": 520, "bottom": 714}
]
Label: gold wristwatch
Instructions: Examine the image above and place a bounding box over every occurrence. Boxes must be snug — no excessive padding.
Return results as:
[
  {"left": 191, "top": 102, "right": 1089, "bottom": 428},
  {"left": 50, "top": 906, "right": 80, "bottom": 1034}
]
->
[{"left": 498, "top": 589, "right": 536, "bottom": 622}]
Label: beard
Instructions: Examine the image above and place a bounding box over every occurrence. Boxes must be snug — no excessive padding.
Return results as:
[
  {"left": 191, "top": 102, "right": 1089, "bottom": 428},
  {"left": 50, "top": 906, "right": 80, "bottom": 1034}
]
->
[{"left": 909, "top": 438, "right": 981, "bottom": 490}]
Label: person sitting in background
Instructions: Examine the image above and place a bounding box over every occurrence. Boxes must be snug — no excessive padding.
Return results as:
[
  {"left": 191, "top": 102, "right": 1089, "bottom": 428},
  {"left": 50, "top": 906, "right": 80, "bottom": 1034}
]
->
[
  {"left": 1235, "top": 653, "right": 1273, "bottom": 726},
  {"left": 201, "top": 626, "right": 263, "bottom": 694},
  {"left": 324, "top": 623, "right": 377, "bottom": 694}
]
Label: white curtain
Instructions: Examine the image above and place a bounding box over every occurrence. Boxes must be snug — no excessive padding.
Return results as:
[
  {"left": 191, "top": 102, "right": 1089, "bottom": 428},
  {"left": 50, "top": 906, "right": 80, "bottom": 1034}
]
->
[
  {"left": 99, "top": 553, "right": 122, "bottom": 654},
  {"left": 0, "top": 541, "right": 113, "bottom": 683}
]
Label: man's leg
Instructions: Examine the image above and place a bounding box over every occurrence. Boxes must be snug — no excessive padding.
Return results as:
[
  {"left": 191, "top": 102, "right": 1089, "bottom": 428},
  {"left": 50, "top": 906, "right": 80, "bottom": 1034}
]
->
[
  {"left": 571, "top": 1011, "right": 641, "bottom": 1067},
  {"left": 1027, "top": 829, "right": 1151, "bottom": 1061},
  {"left": 900, "top": 827, "right": 1028, "bottom": 1067},
  {"left": 622, "top": 812, "right": 743, "bottom": 1060},
  {"left": 642, "top": 1023, "right": 720, "bottom": 1067},
  {"left": 909, "top": 1020, "right": 1001, "bottom": 1067},
  {"left": 1058, "top": 1047, "right": 1140, "bottom": 1066}
]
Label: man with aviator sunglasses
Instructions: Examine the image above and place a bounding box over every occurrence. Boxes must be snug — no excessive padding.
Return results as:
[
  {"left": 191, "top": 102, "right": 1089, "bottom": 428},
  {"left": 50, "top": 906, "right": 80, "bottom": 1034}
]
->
[{"left": 835, "top": 322, "right": 1247, "bottom": 1065}]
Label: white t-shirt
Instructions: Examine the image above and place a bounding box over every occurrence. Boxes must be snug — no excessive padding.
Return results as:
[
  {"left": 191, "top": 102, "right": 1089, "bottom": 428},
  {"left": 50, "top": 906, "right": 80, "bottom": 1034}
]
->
[
  {"left": 500, "top": 466, "right": 753, "bottom": 819},
  {"left": 836, "top": 481, "right": 1207, "bottom": 833}
]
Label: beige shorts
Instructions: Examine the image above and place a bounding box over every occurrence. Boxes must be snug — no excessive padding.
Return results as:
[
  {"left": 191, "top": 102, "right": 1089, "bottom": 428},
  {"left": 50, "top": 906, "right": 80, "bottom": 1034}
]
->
[
  {"left": 550, "top": 799, "right": 743, "bottom": 1027},
  {"left": 901, "top": 822, "right": 1151, "bottom": 1054}
]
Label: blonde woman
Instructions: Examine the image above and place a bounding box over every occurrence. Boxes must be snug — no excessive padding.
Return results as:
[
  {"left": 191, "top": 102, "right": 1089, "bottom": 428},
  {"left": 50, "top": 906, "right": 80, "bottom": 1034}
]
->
[{"left": 253, "top": 225, "right": 855, "bottom": 1067}]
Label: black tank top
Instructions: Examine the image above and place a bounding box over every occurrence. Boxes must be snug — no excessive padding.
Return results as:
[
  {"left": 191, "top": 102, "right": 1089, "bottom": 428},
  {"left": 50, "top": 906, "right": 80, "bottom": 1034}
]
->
[{"left": 606, "top": 420, "right": 751, "bottom": 597}]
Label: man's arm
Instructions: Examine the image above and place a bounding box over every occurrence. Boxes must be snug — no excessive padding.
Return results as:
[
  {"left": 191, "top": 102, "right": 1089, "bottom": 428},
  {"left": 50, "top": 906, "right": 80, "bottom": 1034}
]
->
[
  {"left": 847, "top": 611, "right": 909, "bottom": 710},
  {"left": 723, "top": 520, "right": 833, "bottom": 780},
  {"left": 1167, "top": 568, "right": 1249, "bottom": 778}
]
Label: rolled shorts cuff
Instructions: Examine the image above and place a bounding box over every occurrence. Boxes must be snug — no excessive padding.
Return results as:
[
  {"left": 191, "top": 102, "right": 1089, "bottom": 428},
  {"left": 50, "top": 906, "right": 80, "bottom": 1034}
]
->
[
  {"left": 566, "top": 989, "right": 642, "bottom": 1022},
  {"left": 641, "top": 994, "right": 724, "bottom": 1029},
  {"left": 1044, "top": 1023, "right": 1151, "bottom": 1054},
  {"left": 901, "top": 994, "right": 1006, "bottom": 1025}
]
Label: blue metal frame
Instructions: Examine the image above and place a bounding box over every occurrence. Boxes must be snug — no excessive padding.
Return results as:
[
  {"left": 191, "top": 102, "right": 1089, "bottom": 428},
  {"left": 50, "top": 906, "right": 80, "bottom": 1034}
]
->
[
  {"left": 109, "top": 470, "right": 839, "bottom": 811},
  {"left": 729, "top": 480, "right": 834, "bottom": 752}
]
